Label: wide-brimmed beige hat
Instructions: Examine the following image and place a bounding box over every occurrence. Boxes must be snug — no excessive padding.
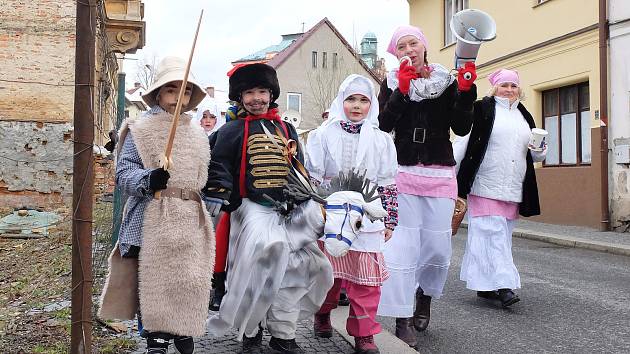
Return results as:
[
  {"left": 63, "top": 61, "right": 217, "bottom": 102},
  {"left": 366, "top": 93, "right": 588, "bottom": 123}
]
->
[{"left": 142, "top": 56, "right": 206, "bottom": 112}]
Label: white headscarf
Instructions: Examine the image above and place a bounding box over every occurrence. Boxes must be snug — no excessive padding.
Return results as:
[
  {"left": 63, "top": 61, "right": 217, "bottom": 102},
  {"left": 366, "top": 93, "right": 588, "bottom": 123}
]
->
[
  {"left": 324, "top": 74, "right": 379, "bottom": 128},
  {"left": 321, "top": 74, "right": 380, "bottom": 168},
  {"left": 195, "top": 101, "right": 223, "bottom": 135}
]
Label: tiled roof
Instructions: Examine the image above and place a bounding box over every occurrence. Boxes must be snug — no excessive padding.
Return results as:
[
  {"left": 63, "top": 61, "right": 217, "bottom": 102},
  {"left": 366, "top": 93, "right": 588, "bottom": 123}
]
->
[
  {"left": 233, "top": 33, "right": 303, "bottom": 63},
  {"left": 266, "top": 18, "right": 381, "bottom": 83}
]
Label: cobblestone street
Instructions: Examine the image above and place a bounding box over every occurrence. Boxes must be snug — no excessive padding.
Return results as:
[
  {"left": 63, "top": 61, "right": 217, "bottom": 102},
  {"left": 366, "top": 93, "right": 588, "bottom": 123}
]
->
[{"left": 132, "top": 316, "right": 355, "bottom": 353}]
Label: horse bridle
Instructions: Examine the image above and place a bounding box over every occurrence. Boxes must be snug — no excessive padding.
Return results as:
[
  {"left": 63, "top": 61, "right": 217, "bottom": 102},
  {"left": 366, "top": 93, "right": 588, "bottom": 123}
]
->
[{"left": 324, "top": 202, "right": 364, "bottom": 247}]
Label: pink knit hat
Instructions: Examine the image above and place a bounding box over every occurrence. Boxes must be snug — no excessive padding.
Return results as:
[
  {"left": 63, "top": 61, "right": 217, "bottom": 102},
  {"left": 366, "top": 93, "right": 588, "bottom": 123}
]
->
[
  {"left": 387, "top": 25, "right": 429, "bottom": 56},
  {"left": 488, "top": 68, "right": 520, "bottom": 86}
]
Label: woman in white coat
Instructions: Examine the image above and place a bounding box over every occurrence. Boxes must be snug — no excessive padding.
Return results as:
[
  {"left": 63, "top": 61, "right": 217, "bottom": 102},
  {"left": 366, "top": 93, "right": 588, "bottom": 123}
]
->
[{"left": 456, "top": 68, "right": 547, "bottom": 307}]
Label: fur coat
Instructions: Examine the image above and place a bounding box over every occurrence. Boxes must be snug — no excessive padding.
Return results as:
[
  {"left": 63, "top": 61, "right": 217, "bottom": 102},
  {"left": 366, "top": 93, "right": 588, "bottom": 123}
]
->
[{"left": 98, "top": 111, "right": 215, "bottom": 337}]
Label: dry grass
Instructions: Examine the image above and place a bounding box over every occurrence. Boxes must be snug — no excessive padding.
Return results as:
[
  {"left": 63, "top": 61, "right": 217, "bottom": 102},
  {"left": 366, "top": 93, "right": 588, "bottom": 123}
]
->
[{"left": 0, "top": 204, "right": 138, "bottom": 353}]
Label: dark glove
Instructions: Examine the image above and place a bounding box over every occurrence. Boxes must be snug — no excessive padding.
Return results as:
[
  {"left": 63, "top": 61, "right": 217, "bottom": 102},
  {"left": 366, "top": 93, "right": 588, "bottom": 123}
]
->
[
  {"left": 457, "top": 61, "right": 477, "bottom": 92},
  {"left": 148, "top": 168, "right": 170, "bottom": 191},
  {"left": 397, "top": 61, "right": 419, "bottom": 95}
]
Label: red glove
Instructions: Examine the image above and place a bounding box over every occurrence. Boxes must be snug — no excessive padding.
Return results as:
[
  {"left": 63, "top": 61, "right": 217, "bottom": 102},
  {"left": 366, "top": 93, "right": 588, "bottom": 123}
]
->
[
  {"left": 397, "top": 60, "right": 418, "bottom": 95},
  {"left": 457, "top": 61, "right": 477, "bottom": 92}
]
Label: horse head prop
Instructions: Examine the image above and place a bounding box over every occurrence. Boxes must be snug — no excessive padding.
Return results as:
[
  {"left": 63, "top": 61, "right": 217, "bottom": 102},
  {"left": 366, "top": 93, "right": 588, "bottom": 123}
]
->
[
  {"left": 317, "top": 170, "right": 388, "bottom": 257},
  {"left": 263, "top": 169, "right": 388, "bottom": 258}
]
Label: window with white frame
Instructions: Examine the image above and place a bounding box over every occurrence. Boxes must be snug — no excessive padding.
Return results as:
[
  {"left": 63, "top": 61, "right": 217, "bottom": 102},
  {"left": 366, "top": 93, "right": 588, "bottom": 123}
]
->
[
  {"left": 542, "top": 82, "right": 591, "bottom": 166},
  {"left": 311, "top": 51, "right": 317, "bottom": 68},
  {"left": 287, "top": 93, "right": 302, "bottom": 113},
  {"left": 444, "top": 0, "right": 469, "bottom": 46},
  {"left": 322, "top": 52, "right": 327, "bottom": 69}
]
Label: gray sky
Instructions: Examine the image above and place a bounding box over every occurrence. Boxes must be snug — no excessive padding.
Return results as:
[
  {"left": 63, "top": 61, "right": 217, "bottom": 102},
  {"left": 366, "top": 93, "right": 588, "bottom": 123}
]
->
[{"left": 122, "top": 0, "right": 409, "bottom": 91}]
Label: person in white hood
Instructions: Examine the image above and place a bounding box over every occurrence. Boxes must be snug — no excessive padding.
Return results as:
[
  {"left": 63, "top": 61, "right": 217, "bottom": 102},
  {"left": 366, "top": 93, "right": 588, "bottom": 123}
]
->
[
  {"left": 195, "top": 102, "right": 223, "bottom": 136},
  {"left": 306, "top": 74, "right": 398, "bottom": 354}
]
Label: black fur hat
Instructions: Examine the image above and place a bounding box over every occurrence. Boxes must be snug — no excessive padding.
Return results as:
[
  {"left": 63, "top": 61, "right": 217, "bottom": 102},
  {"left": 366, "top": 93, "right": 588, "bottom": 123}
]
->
[{"left": 228, "top": 63, "right": 280, "bottom": 103}]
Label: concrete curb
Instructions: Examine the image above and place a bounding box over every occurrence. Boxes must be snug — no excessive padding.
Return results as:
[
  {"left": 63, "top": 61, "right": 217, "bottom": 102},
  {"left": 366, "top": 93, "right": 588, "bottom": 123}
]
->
[
  {"left": 330, "top": 306, "right": 417, "bottom": 354},
  {"left": 460, "top": 222, "right": 630, "bottom": 257}
]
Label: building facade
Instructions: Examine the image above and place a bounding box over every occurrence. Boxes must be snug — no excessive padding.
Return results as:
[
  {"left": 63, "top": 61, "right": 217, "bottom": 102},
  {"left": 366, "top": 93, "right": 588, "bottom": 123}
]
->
[
  {"left": 608, "top": 0, "right": 630, "bottom": 230},
  {"left": 409, "top": 0, "right": 621, "bottom": 229},
  {"left": 231, "top": 18, "right": 381, "bottom": 133},
  {"left": 0, "top": 0, "right": 145, "bottom": 208}
]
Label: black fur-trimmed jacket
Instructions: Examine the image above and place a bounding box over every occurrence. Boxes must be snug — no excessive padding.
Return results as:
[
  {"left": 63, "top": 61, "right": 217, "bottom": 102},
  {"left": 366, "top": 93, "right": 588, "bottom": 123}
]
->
[
  {"left": 378, "top": 80, "right": 477, "bottom": 166},
  {"left": 457, "top": 96, "right": 541, "bottom": 217}
]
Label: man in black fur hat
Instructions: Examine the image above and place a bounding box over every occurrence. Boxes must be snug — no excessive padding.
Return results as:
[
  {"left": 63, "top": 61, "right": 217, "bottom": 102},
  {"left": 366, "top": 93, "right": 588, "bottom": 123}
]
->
[{"left": 204, "top": 63, "right": 333, "bottom": 354}]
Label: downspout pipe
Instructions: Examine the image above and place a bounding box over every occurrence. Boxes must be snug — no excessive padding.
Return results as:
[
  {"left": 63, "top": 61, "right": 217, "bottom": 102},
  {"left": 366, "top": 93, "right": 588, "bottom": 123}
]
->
[{"left": 599, "top": 0, "right": 610, "bottom": 231}]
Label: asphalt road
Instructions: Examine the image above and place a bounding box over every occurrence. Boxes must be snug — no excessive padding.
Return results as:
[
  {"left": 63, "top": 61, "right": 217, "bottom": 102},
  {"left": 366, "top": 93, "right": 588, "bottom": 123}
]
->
[{"left": 378, "top": 230, "right": 630, "bottom": 353}]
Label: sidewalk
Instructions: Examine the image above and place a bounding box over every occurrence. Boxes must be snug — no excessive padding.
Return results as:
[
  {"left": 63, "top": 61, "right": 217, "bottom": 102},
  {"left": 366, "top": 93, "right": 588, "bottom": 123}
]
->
[
  {"left": 131, "top": 306, "right": 414, "bottom": 353},
  {"left": 461, "top": 219, "right": 630, "bottom": 257}
]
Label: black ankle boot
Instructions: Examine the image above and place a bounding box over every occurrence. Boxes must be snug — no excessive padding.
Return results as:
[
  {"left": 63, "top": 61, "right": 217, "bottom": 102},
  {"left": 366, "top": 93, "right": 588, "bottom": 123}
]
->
[
  {"left": 498, "top": 288, "right": 520, "bottom": 308},
  {"left": 395, "top": 317, "right": 417, "bottom": 348},
  {"left": 173, "top": 335, "right": 194, "bottom": 354},
  {"left": 210, "top": 271, "right": 226, "bottom": 311},
  {"left": 269, "top": 337, "right": 304, "bottom": 353},
  {"left": 242, "top": 329, "right": 263, "bottom": 354},
  {"left": 413, "top": 289, "right": 431, "bottom": 332},
  {"left": 146, "top": 332, "right": 171, "bottom": 354}
]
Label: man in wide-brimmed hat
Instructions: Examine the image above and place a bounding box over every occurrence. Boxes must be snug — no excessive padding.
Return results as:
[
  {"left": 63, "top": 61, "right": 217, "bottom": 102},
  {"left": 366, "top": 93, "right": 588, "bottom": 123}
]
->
[
  {"left": 204, "top": 63, "right": 333, "bottom": 354},
  {"left": 98, "top": 56, "right": 215, "bottom": 354}
]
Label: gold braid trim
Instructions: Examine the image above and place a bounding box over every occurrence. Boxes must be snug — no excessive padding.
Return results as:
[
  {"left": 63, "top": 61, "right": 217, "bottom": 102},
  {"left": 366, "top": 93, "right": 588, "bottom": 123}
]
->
[
  {"left": 253, "top": 179, "right": 287, "bottom": 189},
  {"left": 251, "top": 166, "right": 289, "bottom": 177}
]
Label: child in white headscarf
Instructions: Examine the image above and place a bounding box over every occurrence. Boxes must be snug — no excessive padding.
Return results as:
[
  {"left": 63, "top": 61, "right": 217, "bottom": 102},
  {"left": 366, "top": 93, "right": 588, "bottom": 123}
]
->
[
  {"left": 306, "top": 74, "right": 398, "bottom": 354},
  {"left": 195, "top": 102, "right": 223, "bottom": 136}
]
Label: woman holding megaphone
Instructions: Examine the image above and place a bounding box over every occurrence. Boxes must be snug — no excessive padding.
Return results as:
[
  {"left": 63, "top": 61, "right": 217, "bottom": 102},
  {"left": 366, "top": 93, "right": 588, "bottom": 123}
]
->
[{"left": 376, "top": 25, "right": 478, "bottom": 347}]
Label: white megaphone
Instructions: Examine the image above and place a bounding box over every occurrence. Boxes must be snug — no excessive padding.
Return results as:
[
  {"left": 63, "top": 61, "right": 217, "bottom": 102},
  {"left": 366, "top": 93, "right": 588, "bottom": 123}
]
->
[{"left": 450, "top": 9, "right": 496, "bottom": 68}]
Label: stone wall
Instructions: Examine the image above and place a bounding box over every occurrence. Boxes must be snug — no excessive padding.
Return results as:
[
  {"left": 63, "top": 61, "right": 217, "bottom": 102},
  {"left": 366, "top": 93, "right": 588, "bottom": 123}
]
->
[
  {"left": 0, "top": 121, "right": 73, "bottom": 208},
  {"left": 0, "top": 0, "right": 76, "bottom": 209}
]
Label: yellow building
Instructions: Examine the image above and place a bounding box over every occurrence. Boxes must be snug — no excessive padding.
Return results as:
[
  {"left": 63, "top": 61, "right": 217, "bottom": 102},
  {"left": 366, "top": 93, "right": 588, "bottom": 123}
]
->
[{"left": 409, "top": 0, "right": 608, "bottom": 228}]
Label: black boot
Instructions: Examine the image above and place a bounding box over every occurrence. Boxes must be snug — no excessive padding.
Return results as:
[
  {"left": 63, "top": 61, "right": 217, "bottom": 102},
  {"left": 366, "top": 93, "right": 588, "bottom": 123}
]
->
[
  {"left": 146, "top": 332, "right": 171, "bottom": 354},
  {"left": 477, "top": 290, "right": 499, "bottom": 299},
  {"left": 210, "top": 271, "right": 226, "bottom": 311},
  {"left": 173, "top": 336, "right": 194, "bottom": 354},
  {"left": 338, "top": 289, "right": 350, "bottom": 306},
  {"left": 242, "top": 329, "right": 263, "bottom": 354},
  {"left": 269, "top": 337, "right": 305, "bottom": 353},
  {"left": 498, "top": 288, "right": 520, "bottom": 308},
  {"left": 413, "top": 289, "right": 431, "bottom": 332},
  {"left": 395, "top": 317, "right": 417, "bottom": 348}
]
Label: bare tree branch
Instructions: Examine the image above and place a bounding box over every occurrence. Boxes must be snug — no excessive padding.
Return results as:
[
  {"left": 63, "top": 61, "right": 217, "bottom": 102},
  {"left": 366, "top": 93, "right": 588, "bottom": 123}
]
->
[{"left": 135, "top": 54, "right": 159, "bottom": 90}]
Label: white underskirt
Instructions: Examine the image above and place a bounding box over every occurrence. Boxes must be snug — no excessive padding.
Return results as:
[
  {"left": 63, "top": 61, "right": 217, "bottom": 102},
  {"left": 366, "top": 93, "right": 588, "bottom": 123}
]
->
[
  {"left": 460, "top": 214, "right": 521, "bottom": 291},
  {"left": 378, "top": 194, "right": 454, "bottom": 318}
]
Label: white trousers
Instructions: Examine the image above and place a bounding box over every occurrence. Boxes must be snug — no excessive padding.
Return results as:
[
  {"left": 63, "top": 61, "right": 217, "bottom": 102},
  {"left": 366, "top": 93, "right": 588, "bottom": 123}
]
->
[
  {"left": 460, "top": 214, "right": 521, "bottom": 291},
  {"left": 378, "top": 194, "right": 454, "bottom": 318}
]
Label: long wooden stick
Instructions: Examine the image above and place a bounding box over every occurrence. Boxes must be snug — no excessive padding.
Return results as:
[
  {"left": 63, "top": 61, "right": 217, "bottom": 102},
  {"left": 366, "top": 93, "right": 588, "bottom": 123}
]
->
[{"left": 155, "top": 9, "right": 203, "bottom": 199}]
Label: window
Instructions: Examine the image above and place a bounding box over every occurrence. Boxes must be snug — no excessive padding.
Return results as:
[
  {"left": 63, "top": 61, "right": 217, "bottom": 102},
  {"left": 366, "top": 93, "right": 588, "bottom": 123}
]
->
[
  {"left": 333, "top": 53, "right": 338, "bottom": 69},
  {"left": 287, "top": 93, "right": 302, "bottom": 113},
  {"left": 444, "top": 0, "right": 469, "bottom": 46},
  {"left": 543, "top": 82, "right": 591, "bottom": 166},
  {"left": 322, "top": 52, "right": 327, "bottom": 69},
  {"left": 311, "top": 51, "right": 317, "bottom": 68}
]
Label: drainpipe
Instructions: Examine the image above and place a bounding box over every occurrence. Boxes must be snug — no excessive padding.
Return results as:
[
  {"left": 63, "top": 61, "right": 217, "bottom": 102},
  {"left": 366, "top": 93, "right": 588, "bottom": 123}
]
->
[
  {"left": 599, "top": 0, "right": 610, "bottom": 231},
  {"left": 111, "top": 72, "right": 126, "bottom": 245}
]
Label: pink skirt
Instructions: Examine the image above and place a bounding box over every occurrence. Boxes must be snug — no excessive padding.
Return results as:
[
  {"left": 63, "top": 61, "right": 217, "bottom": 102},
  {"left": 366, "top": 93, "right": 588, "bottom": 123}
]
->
[{"left": 318, "top": 241, "right": 389, "bottom": 286}]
